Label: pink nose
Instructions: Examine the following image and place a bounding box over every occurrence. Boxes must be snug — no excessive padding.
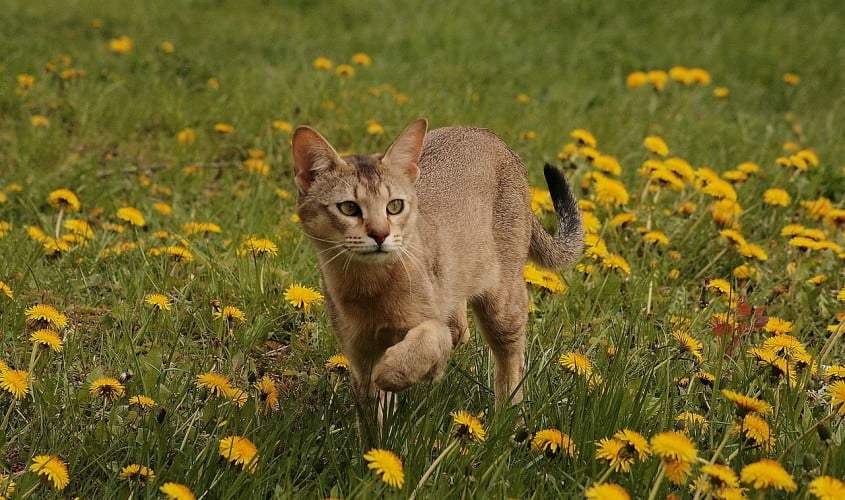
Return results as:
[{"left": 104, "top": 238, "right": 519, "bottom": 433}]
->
[{"left": 368, "top": 231, "right": 388, "bottom": 245}]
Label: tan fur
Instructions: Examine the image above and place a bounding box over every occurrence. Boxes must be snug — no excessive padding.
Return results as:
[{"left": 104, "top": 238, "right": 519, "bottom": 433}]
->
[{"left": 292, "top": 118, "right": 583, "bottom": 435}]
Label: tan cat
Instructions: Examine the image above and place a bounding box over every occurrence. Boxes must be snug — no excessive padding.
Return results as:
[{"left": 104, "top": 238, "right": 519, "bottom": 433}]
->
[{"left": 292, "top": 118, "right": 583, "bottom": 434}]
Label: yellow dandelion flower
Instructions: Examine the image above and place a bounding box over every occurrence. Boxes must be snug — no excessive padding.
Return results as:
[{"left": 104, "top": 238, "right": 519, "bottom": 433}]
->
[
  {"left": 614, "top": 429, "right": 651, "bottom": 460},
  {"left": 721, "top": 389, "right": 772, "bottom": 416},
  {"left": 160, "top": 482, "right": 195, "bottom": 500},
  {"left": 272, "top": 120, "right": 293, "bottom": 133},
  {"left": 177, "top": 128, "right": 196, "bottom": 144},
  {"left": 741, "top": 413, "right": 775, "bottom": 450},
  {"left": 29, "top": 329, "right": 63, "bottom": 352},
  {"left": 609, "top": 212, "right": 636, "bottom": 228},
  {"left": 581, "top": 212, "right": 601, "bottom": 234},
  {"left": 243, "top": 157, "right": 270, "bottom": 176},
  {"left": 47, "top": 188, "right": 80, "bottom": 212},
  {"left": 145, "top": 293, "right": 171, "bottom": 311},
  {"left": 626, "top": 71, "right": 648, "bottom": 88},
  {"left": 642, "top": 230, "right": 670, "bottom": 246},
  {"left": 30, "top": 455, "right": 69, "bottom": 490},
  {"left": 25, "top": 304, "right": 68, "bottom": 329},
  {"left": 707, "top": 278, "right": 732, "bottom": 296},
  {"left": 0, "top": 472, "right": 15, "bottom": 497},
  {"left": 809, "top": 476, "right": 845, "bottom": 500},
  {"left": 713, "top": 86, "right": 729, "bottom": 98},
  {"left": 762, "top": 334, "right": 807, "bottom": 358},
  {"left": 740, "top": 459, "right": 796, "bottom": 492},
  {"left": 700, "top": 463, "right": 740, "bottom": 488},
  {"left": 366, "top": 119, "right": 385, "bottom": 135},
  {"left": 64, "top": 219, "right": 94, "bottom": 238},
  {"left": 451, "top": 410, "right": 486, "bottom": 442},
  {"left": 90, "top": 377, "right": 125, "bottom": 401},
  {"left": 118, "top": 463, "right": 155, "bottom": 483},
  {"left": 523, "top": 263, "right": 567, "bottom": 293},
  {"left": 585, "top": 482, "right": 630, "bottom": 500},
  {"left": 128, "top": 394, "right": 157, "bottom": 408},
  {"left": 738, "top": 242, "right": 768, "bottom": 261},
  {"left": 284, "top": 283, "right": 324, "bottom": 313},
  {"left": 325, "top": 353, "right": 349, "bottom": 372},
  {"left": 570, "top": 129, "right": 597, "bottom": 148},
  {"left": 559, "top": 352, "right": 593, "bottom": 377},
  {"left": 335, "top": 64, "right": 355, "bottom": 77},
  {"left": 213, "top": 305, "right": 246, "bottom": 323},
  {"left": 647, "top": 69, "right": 668, "bottom": 91},
  {"left": 0, "top": 280, "right": 12, "bottom": 298},
  {"left": 213, "top": 122, "right": 234, "bottom": 134},
  {"left": 219, "top": 435, "right": 259, "bottom": 473},
  {"left": 0, "top": 369, "right": 29, "bottom": 399},
  {"left": 671, "top": 330, "right": 703, "bottom": 362},
  {"left": 601, "top": 254, "right": 631, "bottom": 276},
  {"left": 255, "top": 375, "right": 279, "bottom": 412},
  {"left": 719, "top": 229, "right": 746, "bottom": 246},
  {"left": 644, "top": 136, "right": 669, "bottom": 157},
  {"left": 159, "top": 41, "right": 175, "bottom": 53},
  {"left": 650, "top": 431, "right": 696, "bottom": 464},
  {"left": 351, "top": 52, "right": 372, "bottom": 66},
  {"left": 763, "top": 188, "right": 791, "bottom": 207},
  {"left": 828, "top": 380, "right": 845, "bottom": 415},
  {"left": 782, "top": 72, "right": 800, "bottom": 85},
  {"left": 722, "top": 169, "right": 748, "bottom": 182},
  {"left": 529, "top": 187, "right": 554, "bottom": 214},
  {"left": 594, "top": 438, "right": 636, "bottom": 472},
  {"left": 592, "top": 175, "right": 630, "bottom": 207},
  {"left": 763, "top": 317, "right": 793, "bottom": 335},
  {"left": 313, "top": 56, "right": 334, "bottom": 70},
  {"left": 807, "top": 274, "right": 828, "bottom": 285},
  {"left": 238, "top": 236, "right": 278, "bottom": 257},
  {"left": 824, "top": 365, "right": 845, "bottom": 382},
  {"left": 664, "top": 459, "right": 693, "bottom": 485},
  {"left": 649, "top": 166, "right": 686, "bottom": 191},
  {"left": 531, "top": 428, "right": 578, "bottom": 458},
  {"left": 161, "top": 245, "right": 194, "bottom": 262},
  {"left": 108, "top": 35, "right": 133, "bottom": 54},
  {"left": 207, "top": 77, "right": 220, "bottom": 89},
  {"left": 31, "top": 114, "right": 50, "bottom": 127},
  {"left": 196, "top": 372, "right": 234, "bottom": 397},
  {"left": 674, "top": 411, "right": 708, "bottom": 431},
  {"left": 363, "top": 449, "right": 404, "bottom": 489}
]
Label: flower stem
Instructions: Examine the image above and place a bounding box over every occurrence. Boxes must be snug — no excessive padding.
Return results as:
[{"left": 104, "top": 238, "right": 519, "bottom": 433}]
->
[
  {"left": 409, "top": 440, "right": 459, "bottom": 500},
  {"left": 646, "top": 462, "right": 666, "bottom": 500}
]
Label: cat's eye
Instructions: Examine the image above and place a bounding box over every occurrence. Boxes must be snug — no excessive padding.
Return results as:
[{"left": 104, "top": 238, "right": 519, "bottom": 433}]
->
[
  {"left": 337, "top": 201, "right": 361, "bottom": 216},
  {"left": 386, "top": 199, "right": 404, "bottom": 215}
]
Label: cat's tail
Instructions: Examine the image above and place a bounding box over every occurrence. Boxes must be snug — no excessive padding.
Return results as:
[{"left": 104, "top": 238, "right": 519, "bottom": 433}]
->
[{"left": 529, "top": 163, "right": 584, "bottom": 269}]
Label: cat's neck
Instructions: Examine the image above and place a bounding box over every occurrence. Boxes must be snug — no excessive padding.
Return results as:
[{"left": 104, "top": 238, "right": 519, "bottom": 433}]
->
[{"left": 317, "top": 244, "right": 419, "bottom": 300}]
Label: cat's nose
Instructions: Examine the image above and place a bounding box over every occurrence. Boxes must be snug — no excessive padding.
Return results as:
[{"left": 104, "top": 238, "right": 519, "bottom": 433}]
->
[{"left": 368, "top": 230, "right": 389, "bottom": 246}]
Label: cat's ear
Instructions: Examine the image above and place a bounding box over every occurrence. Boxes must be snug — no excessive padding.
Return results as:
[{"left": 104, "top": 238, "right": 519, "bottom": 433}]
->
[
  {"left": 291, "top": 126, "right": 344, "bottom": 193},
  {"left": 383, "top": 118, "right": 427, "bottom": 184}
]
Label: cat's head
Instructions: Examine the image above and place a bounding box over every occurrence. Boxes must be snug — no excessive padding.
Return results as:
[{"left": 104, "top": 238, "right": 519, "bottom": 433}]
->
[{"left": 291, "top": 118, "right": 427, "bottom": 265}]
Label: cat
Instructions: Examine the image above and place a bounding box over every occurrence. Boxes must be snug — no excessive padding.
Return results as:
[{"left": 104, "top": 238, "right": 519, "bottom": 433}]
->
[{"left": 291, "top": 118, "right": 583, "bottom": 436}]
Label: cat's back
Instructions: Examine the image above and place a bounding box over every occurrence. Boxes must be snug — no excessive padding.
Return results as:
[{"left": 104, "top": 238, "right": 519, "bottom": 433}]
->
[{"left": 416, "top": 125, "right": 525, "bottom": 199}]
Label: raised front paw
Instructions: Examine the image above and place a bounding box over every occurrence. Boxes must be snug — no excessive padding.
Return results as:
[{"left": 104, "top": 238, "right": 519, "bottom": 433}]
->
[{"left": 372, "top": 345, "right": 418, "bottom": 392}]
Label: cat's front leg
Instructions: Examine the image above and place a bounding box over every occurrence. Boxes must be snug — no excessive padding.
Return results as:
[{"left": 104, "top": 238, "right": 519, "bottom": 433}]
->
[{"left": 372, "top": 319, "right": 453, "bottom": 393}]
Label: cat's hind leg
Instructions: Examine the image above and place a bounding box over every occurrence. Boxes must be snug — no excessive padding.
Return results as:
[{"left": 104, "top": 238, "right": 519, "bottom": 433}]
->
[
  {"left": 372, "top": 319, "right": 452, "bottom": 393},
  {"left": 471, "top": 280, "right": 528, "bottom": 407}
]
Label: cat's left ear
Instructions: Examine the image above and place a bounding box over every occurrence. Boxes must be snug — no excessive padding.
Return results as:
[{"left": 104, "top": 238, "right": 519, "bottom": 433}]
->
[{"left": 383, "top": 118, "right": 427, "bottom": 184}]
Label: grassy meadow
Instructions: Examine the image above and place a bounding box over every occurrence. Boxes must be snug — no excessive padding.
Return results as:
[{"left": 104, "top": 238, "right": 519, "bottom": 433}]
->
[{"left": 2, "top": 0, "right": 845, "bottom": 497}]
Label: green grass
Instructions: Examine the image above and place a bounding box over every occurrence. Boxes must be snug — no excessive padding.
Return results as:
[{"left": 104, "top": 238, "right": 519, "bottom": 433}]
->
[{"left": 1, "top": 0, "right": 844, "bottom": 497}]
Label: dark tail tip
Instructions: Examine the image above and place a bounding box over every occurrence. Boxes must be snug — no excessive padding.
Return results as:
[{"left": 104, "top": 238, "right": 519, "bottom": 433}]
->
[{"left": 543, "top": 163, "right": 577, "bottom": 215}]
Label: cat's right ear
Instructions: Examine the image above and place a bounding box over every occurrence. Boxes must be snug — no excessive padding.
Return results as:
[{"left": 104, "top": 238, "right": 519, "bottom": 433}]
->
[{"left": 291, "top": 126, "right": 343, "bottom": 194}]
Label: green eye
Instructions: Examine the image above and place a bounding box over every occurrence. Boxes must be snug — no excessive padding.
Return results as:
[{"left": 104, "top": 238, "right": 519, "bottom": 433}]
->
[
  {"left": 386, "top": 199, "right": 404, "bottom": 215},
  {"left": 337, "top": 201, "right": 361, "bottom": 216}
]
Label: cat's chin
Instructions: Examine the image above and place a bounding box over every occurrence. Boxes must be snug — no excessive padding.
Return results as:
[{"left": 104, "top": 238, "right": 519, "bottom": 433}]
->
[{"left": 353, "top": 249, "right": 399, "bottom": 263}]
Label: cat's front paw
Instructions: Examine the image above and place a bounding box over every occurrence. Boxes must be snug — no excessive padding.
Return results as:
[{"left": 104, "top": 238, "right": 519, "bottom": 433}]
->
[{"left": 372, "top": 346, "right": 417, "bottom": 392}]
